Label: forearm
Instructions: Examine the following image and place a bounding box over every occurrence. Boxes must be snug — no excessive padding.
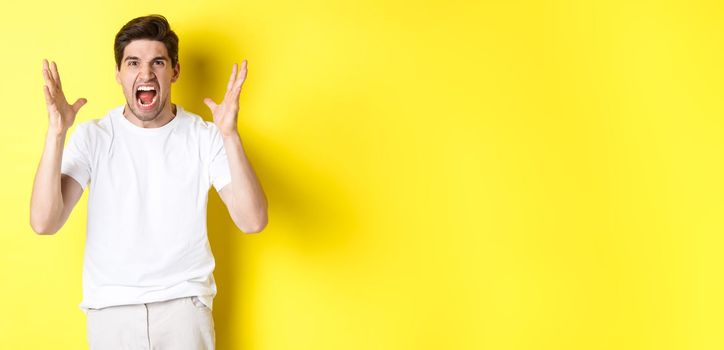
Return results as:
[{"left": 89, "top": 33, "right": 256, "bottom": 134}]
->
[
  {"left": 30, "top": 131, "right": 66, "bottom": 234},
  {"left": 222, "top": 132, "right": 268, "bottom": 232}
]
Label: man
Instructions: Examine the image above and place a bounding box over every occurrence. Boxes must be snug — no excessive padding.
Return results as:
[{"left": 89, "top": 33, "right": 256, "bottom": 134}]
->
[{"left": 29, "top": 14, "right": 268, "bottom": 349}]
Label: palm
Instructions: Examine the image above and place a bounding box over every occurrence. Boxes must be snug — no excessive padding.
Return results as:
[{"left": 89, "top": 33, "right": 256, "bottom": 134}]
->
[
  {"left": 204, "top": 60, "right": 248, "bottom": 136},
  {"left": 42, "top": 59, "right": 86, "bottom": 135}
]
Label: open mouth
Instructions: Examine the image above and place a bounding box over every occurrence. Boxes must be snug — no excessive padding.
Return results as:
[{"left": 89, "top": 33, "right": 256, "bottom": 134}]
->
[{"left": 135, "top": 85, "right": 158, "bottom": 108}]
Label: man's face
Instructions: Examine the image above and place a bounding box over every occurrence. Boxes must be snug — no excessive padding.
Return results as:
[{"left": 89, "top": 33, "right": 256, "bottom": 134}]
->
[{"left": 116, "top": 39, "right": 179, "bottom": 122}]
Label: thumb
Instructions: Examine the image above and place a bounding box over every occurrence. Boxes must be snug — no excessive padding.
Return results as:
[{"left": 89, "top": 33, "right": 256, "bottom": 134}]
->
[
  {"left": 72, "top": 98, "right": 87, "bottom": 113},
  {"left": 203, "top": 98, "right": 217, "bottom": 111}
]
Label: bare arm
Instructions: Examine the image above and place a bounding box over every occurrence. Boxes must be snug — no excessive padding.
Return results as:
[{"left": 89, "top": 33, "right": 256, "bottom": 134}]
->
[
  {"left": 205, "top": 60, "right": 268, "bottom": 233},
  {"left": 218, "top": 135, "right": 268, "bottom": 233},
  {"left": 29, "top": 59, "right": 87, "bottom": 235}
]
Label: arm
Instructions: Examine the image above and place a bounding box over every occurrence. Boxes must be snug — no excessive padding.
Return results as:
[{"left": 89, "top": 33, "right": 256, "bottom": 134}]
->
[
  {"left": 218, "top": 135, "right": 268, "bottom": 233},
  {"left": 29, "top": 59, "right": 87, "bottom": 235},
  {"left": 205, "top": 60, "right": 268, "bottom": 233},
  {"left": 30, "top": 134, "right": 84, "bottom": 234}
]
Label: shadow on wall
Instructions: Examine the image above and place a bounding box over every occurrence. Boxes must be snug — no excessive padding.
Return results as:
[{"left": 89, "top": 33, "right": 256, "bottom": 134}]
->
[{"left": 174, "top": 26, "right": 361, "bottom": 348}]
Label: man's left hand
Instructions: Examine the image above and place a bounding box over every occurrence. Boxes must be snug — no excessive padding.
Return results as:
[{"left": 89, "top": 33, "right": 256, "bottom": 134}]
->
[{"left": 204, "top": 60, "right": 248, "bottom": 137}]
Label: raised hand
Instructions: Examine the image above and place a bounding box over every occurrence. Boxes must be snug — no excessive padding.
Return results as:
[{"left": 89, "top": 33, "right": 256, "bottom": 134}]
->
[
  {"left": 42, "top": 59, "right": 87, "bottom": 136},
  {"left": 203, "top": 60, "right": 248, "bottom": 137}
]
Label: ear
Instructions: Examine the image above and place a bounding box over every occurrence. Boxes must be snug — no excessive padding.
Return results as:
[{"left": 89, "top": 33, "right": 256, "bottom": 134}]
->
[
  {"left": 115, "top": 65, "right": 121, "bottom": 84},
  {"left": 171, "top": 62, "right": 180, "bottom": 83}
]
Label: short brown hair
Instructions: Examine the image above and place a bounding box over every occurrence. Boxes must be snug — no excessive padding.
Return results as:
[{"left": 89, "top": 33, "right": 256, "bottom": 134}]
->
[{"left": 114, "top": 15, "right": 179, "bottom": 70}]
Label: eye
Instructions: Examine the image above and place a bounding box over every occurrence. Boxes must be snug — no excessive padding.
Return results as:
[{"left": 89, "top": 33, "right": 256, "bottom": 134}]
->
[
  {"left": 154, "top": 60, "right": 165, "bottom": 66},
  {"left": 127, "top": 61, "right": 138, "bottom": 67}
]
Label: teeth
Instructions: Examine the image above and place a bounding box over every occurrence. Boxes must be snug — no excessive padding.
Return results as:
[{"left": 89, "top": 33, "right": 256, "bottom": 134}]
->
[{"left": 137, "top": 86, "right": 156, "bottom": 92}]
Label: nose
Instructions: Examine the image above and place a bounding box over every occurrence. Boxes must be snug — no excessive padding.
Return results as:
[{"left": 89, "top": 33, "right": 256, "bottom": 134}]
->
[{"left": 139, "top": 63, "right": 156, "bottom": 81}]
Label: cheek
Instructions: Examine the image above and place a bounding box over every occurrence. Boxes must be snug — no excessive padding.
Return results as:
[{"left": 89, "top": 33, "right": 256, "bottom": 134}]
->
[{"left": 125, "top": 83, "right": 135, "bottom": 96}]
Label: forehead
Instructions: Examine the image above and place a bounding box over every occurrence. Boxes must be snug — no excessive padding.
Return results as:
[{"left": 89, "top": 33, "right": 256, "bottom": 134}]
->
[{"left": 122, "top": 39, "right": 169, "bottom": 59}]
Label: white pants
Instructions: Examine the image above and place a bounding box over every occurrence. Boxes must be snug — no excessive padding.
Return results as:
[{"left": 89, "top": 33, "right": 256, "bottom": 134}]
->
[{"left": 86, "top": 296, "right": 215, "bottom": 350}]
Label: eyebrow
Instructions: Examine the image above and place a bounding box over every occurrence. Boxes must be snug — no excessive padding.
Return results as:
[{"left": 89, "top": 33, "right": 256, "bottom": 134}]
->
[{"left": 124, "top": 56, "right": 169, "bottom": 62}]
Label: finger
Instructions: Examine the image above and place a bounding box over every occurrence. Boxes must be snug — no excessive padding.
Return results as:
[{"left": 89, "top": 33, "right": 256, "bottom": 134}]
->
[
  {"left": 238, "top": 60, "right": 247, "bottom": 79},
  {"left": 51, "top": 61, "right": 62, "bottom": 88},
  {"left": 226, "top": 64, "right": 237, "bottom": 93},
  {"left": 42, "top": 68, "right": 56, "bottom": 96},
  {"left": 235, "top": 60, "right": 247, "bottom": 82},
  {"left": 72, "top": 98, "right": 87, "bottom": 113},
  {"left": 232, "top": 60, "right": 248, "bottom": 92},
  {"left": 43, "top": 85, "right": 53, "bottom": 105},
  {"left": 42, "top": 59, "right": 55, "bottom": 87},
  {"left": 203, "top": 97, "right": 218, "bottom": 111}
]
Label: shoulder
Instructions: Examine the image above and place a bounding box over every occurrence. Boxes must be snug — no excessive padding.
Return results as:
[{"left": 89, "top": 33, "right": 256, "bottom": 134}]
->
[
  {"left": 176, "top": 106, "right": 222, "bottom": 137},
  {"left": 175, "top": 106, "right": 226, "bottom": 158},
  {"left": 68, "top": 106, "right": 118, "bottom": 142}
]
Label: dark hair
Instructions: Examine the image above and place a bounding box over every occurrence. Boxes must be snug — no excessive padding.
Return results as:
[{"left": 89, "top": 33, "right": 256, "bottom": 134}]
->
[{"left": 114, "top": 14, "right": 179, "bottom": 70}]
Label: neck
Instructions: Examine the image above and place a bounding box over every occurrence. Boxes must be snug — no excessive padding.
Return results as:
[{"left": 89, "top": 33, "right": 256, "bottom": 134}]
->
[{"left": 123, "top": 103, "right": 177, "bottom": 128}]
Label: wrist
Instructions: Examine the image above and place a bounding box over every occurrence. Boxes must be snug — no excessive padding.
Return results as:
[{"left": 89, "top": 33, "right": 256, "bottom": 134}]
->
[
  {"left": 46, "top": 118, "right": 69, "bottom": 137},
  {"left": 46, "top": 128, "right": 67, "bottom": 140},
  {"left": 221, "top": 129, "right": 241, "bottom": 140},
  {"left": 44, "top": 130, "right": 66, "bottom": 150}
]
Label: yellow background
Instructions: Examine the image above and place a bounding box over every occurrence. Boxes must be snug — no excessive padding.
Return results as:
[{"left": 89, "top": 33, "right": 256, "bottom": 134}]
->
[{"left": 1, "top": 0, "right": 723, "bottom": 349}]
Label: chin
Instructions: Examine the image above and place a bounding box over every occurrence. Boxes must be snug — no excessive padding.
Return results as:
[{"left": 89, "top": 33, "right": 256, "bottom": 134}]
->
[{"left": 126, "top": 103, "right": 159, "bottom": 121}]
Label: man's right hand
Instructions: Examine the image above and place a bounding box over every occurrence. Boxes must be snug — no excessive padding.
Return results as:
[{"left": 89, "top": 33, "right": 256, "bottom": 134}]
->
[{"left": 42, "top": 59, "right": 87, "bottom": 136}]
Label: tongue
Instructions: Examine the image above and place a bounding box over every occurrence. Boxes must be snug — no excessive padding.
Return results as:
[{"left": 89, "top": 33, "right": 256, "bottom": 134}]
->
[{"left": 139, "top": 91, "right": 155, "bottom": 104}]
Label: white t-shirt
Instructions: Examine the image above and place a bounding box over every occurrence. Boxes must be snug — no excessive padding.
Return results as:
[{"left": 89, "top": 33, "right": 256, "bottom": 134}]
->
[{"left": 61, "top": 105, "right": 231, "bottom": 314}]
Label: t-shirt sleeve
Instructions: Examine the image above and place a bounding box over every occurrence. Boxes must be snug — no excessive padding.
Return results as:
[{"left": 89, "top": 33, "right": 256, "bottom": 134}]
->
[
  {"left": 60, "top": 123, "right": 91, "bottom": 190},
  {"left": 209, "top": 125, "right": 232, "bottom": 192}
]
